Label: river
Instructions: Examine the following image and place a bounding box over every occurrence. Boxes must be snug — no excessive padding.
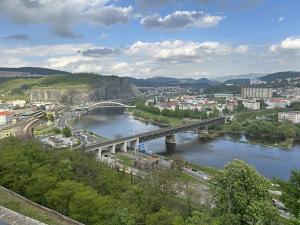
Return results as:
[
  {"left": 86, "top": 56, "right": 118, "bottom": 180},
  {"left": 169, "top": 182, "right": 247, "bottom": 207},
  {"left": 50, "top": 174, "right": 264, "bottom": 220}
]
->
[{"left": 74, "top": 110, "right": 300, "bottom": 180}]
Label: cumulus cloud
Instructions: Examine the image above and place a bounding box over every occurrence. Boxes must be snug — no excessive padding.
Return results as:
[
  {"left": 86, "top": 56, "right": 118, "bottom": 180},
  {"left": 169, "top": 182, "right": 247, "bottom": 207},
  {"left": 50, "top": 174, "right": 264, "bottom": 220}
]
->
[
  {"left": 141, "top": 11, "right": 224, "bottom": 29},
  {"left": 2, "top": 37, "right": 300, "bottom": 78},
  {"left": 2, "top": 34, "right": 31, "bottom": 41},
  {"left": 126, "top": 40, "right": 243, "bottom": 64},
  {"left": 0, "top": 0, "right": 133, "bottom": 38},
  {"left": 270, "top": 36, "right": 300, "bottom": 53}
]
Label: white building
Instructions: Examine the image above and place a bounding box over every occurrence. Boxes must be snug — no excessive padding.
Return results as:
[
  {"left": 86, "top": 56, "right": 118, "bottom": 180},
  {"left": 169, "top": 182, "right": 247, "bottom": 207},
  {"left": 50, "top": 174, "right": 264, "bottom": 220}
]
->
[
  {"left": 0, "top": 111, "right": 14, "bottom": 126},
  {"left": 250, "top": 79, "right": 267, "bottom": 85},
  {"left": 6, "top": 100, "right": 26, "bottom": 108},
  {"left": 265, "top": 98, "right": 290, "bottom": 109},
  {"left": 242, "top": 99, "right": 260, "bottom": 110},
  {"left": 278, "top": 112, "right": 300, "bottom": 124}
]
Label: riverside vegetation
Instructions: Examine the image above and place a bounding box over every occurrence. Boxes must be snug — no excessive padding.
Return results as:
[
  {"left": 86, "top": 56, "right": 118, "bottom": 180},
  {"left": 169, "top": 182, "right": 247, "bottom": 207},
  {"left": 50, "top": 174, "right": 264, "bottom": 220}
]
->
[
  {"left": 0, "top": 137, "right": 298, "bottom": 225},
  {"left": 132, "top": 101, "right": 300, "bottom": 149}
]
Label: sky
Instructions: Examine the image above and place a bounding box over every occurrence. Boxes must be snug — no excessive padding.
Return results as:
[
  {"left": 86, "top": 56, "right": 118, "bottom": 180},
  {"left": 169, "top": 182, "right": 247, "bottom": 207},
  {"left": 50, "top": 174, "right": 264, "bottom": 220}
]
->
[{"left": 0, "top": 0, "right": 300, "bottom": 78}]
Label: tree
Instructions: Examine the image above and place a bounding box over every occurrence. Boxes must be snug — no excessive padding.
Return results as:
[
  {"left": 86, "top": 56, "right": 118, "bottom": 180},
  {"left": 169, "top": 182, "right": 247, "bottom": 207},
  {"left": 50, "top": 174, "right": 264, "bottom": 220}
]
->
[
  {"left": 170, "top": 155, "right": 185, "bottom": 171},
  {"left": 213, "top": 160, "right": 278, "bottom": 225},
  {"left": 111, "top": 208, "right": 135, "bottom": 225},
  {"left": 236, "top": 101, "right": 245, "bottom": 112},
  {"left": 186, "top": 211, "right": 212, "bottom": 225},
  {"left": 141, "top": 168, "right": 177, "bottom": 212},
  {"left": 62, "top": 127, "right": 72, "bottom": 137},
  {"left": 47, "top": 113, "right": 55, "bottom": 122},
  {"left": 281, "top": 169, "right": 300, "bottom": 217},
  {"left": 146, "top": 208, "right": 184, "bottom": 225}
]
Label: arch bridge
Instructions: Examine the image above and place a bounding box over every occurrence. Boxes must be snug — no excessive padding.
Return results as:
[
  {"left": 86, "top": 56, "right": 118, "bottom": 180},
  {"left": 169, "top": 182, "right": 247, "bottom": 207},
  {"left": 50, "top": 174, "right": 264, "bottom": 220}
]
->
[{"left": 72, "top": 101, "right": 135, "bottom": 111}]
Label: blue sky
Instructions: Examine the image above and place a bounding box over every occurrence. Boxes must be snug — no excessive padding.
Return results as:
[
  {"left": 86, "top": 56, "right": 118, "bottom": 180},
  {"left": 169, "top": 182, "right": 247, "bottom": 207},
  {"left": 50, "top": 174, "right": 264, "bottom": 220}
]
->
[{"left": 0, "top": 0, "right": 300, "bottom": 78}]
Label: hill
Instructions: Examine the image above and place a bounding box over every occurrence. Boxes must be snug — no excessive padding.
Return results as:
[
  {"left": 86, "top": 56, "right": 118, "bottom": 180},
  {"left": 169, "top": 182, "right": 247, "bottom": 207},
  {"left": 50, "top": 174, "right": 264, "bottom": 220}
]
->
[
  {"left": 224, "top": 79, "right": 250, "bottom": 85},
  {"left": 127, "top": 76, "right": 219, "bottom": 88},
  {"left": 213, "top": 73, "right": 263, "bottom": 82},
  {"left": 0, "top": 73, "right": 139, "bottom": 103},
  {"left": 0, "top": 67, "right": 71, "bottom": 76},
  {"left": 260, "top": 71, "right": 300, "bottom": 82}
]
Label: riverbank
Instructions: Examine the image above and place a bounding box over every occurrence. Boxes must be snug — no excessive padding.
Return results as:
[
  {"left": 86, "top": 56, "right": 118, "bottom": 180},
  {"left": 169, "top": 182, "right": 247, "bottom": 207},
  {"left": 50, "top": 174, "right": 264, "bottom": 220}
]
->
[
  {"left": 129, "top": 108, "right": 296, "bottom": 150},
  {"left": 128, "top": 108, "right": 187, "bottom": 126}
]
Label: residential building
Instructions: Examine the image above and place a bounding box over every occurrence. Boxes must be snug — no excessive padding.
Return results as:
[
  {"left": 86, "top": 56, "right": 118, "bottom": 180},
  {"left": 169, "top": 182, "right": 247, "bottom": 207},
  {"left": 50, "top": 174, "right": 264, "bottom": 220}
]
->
[
  {"left": 242, "top": 99, "right": 260, "bottom": 110},
  {"left": 241, "top": 87, "right": 273, "bottom": 99},
  {"left": 278, "top": 112, "right": 300, "bottom": 124},
  {"left": 265, "top": 98, "right": 290, "bottom": 109},
  {"left": 6, "top": 100, "right": 26, "bottom": 108},
  {"left": 0, "top": 111, "right": 14, "bottom": 126}
]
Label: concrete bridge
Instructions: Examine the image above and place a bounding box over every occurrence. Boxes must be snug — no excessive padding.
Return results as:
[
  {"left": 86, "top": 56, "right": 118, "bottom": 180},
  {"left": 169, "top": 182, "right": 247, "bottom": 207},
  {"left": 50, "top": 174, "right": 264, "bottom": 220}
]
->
[
  {"left": 72, "top": 101, "right": 135, "bottom": 111},
  {"left": 83, "top": 116, "right": 227, "bottom": 157}
]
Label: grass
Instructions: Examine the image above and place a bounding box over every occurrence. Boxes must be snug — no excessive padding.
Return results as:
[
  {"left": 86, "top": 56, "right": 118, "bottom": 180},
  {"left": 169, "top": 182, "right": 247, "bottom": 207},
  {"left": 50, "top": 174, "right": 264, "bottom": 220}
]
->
[
  {"left": 0, "top": 187, "right": 72, "bottom": 225},
  {"left": 34, "top": 124, "right": 60, "bottom": 136},
  {"left": 116, "top": 154, "right": 134, "bottom": 167},
  {"left": 188, "top": 162, "right": 220, "bottom": 177}
]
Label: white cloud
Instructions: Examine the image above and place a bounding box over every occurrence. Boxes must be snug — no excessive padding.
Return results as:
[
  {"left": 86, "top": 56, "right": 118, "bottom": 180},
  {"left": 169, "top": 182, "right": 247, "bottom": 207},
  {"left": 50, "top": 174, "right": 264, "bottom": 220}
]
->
[
  {"left": 1, "top": 37, "right": 300, "bottom": 78},
  {"left": 0, "top": 0, "right": 133, "bottom": 38},
  {"left": 277, "top": 16, "right": 284, "bottom": 22},
  {"left": 100, "top": 33, "right": 109, "bottom": 40},
  {"left": 141, "top": 11, "right": 224, "bottom": 29},
  {"left": 270, "top": 36, "right": 300, "bottom": 52}
]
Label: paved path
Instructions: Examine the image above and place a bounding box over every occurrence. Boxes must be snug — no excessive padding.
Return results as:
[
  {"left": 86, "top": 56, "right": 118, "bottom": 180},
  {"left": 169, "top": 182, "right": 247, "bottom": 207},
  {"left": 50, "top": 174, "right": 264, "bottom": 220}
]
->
[{"left": 0, "top": 205, "right": 46, "bottom": 225}]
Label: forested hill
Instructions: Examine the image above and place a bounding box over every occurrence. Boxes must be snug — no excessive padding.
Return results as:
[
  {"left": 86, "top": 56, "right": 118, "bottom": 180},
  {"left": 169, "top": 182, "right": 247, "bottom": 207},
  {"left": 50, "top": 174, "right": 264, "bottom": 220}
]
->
[
  {"left": 126, "top": 76, "right": 219, "bottom": 88},
  {"left": 0, "top": 67, "right": 71, "bottom": 76},
  {"left": 260, "top": 71, "right": 300, "bottom": 82}
]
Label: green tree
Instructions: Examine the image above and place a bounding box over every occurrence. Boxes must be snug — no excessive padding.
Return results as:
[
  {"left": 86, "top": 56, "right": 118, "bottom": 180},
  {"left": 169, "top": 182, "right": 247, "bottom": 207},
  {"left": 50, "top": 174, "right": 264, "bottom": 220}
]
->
[
  {"left": 111, "top": 208, "right": 135, "bottom": 225},
  {"left": 47, "top": 113, "right": 55, "bottom": 122},
  {"left": 213, "top": 160, "right": 278, "bottom": 225},
  {"left": 281, "top": 170, "right": 300, "bottom": 217},
  {"left": 45, "top": 180, "right": 88, "bottom": 215},
  {"left": 186, "top": 211, "right": 212, "bottom": 225},
  {"left": 62, "top": 127, "right": 72, "bottom": 137},
  {"left": 146, "top": 209, "right": 184, "bottom": 225}
]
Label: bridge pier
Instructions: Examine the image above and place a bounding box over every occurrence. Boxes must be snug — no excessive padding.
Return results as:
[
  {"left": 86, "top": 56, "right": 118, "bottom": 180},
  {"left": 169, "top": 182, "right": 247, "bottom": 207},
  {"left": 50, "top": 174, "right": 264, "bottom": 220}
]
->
[
  {"left": 129, "top": 139, "right": 139, "bottom": 154},
  {"left": 96, "top": 148, "right": 102, "bottom": 159},
  {"left": 197, "top": 126, "right": 208, "bottom": 139},
  {"left": 107, "top": 145, "right": 116, "bottom": 154},
  {"left": 165, "top": 134, "right": 176, "bottom": 154},
  {"left": 120, "top": 142, "right": 127, "bottom": 152}
]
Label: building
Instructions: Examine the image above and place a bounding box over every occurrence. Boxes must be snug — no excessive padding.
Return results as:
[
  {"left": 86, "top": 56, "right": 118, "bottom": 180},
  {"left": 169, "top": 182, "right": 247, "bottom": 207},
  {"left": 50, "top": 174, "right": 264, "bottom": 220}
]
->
[
  {"left": 278, "top": 112, "right": 300, "bottom": 124},
  {"left": 6, "top": 100, "right": 26, "bottom": 108},
  {"left": 242, "top": 99, "right": 260, "bottom": 110},
  {"left": 0, "top": 111, "right": 14, "bottom": 126},
  {"left": 241, "top": 87, "right": 273, "bottom": 99},
  {"left": 265, "top": 98, "right": 290, "bottom": 109},
  {"left": 250, "top": 79, "right": 267, "bottom": 85}
]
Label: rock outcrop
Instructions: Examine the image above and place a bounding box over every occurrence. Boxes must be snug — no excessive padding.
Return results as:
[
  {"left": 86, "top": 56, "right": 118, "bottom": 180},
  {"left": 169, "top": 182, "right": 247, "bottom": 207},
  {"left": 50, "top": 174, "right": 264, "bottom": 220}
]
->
[{"left": 28, "top": 78, "right": 139, "bottom": 104}]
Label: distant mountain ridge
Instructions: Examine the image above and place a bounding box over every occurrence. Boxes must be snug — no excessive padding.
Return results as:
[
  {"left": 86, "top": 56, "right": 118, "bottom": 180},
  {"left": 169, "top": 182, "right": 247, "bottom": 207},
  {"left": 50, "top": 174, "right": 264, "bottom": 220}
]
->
[
  {"left": 0, "top": 67, "right": 71, "bottom": 76},
  {"left": 127, "top": 76, "right": 219, "bottom": 88},
  {"left": 259, "top": 71, "right": 300, "bottom": 82}
]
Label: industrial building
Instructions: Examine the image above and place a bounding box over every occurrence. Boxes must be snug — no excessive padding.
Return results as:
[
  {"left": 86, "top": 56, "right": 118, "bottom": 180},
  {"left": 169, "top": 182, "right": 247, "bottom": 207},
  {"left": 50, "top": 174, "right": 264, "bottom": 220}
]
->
[{"left": 241, "top": 87, "right": 273, "bottom": 99}]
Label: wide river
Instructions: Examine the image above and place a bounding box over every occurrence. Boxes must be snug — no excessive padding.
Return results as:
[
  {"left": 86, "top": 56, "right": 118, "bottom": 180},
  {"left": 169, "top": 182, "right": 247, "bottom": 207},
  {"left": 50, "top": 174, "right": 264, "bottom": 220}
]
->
[{"left": 75, "top": 110, "right": 300, "bottom": 180}]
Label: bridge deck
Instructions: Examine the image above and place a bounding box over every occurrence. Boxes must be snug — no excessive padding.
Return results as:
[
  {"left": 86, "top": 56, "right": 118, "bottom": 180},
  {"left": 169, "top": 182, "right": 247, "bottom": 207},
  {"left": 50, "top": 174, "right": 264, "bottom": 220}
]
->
[{"left": 84, "top": 116, "right": 226, "bottom": 151}]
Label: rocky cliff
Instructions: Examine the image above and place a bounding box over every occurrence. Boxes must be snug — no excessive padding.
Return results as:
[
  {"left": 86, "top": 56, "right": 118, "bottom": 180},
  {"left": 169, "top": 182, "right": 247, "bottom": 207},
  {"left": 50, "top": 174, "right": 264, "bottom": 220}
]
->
[{"left": 28, "top": 77, "right": 139, "bottom": 104}]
